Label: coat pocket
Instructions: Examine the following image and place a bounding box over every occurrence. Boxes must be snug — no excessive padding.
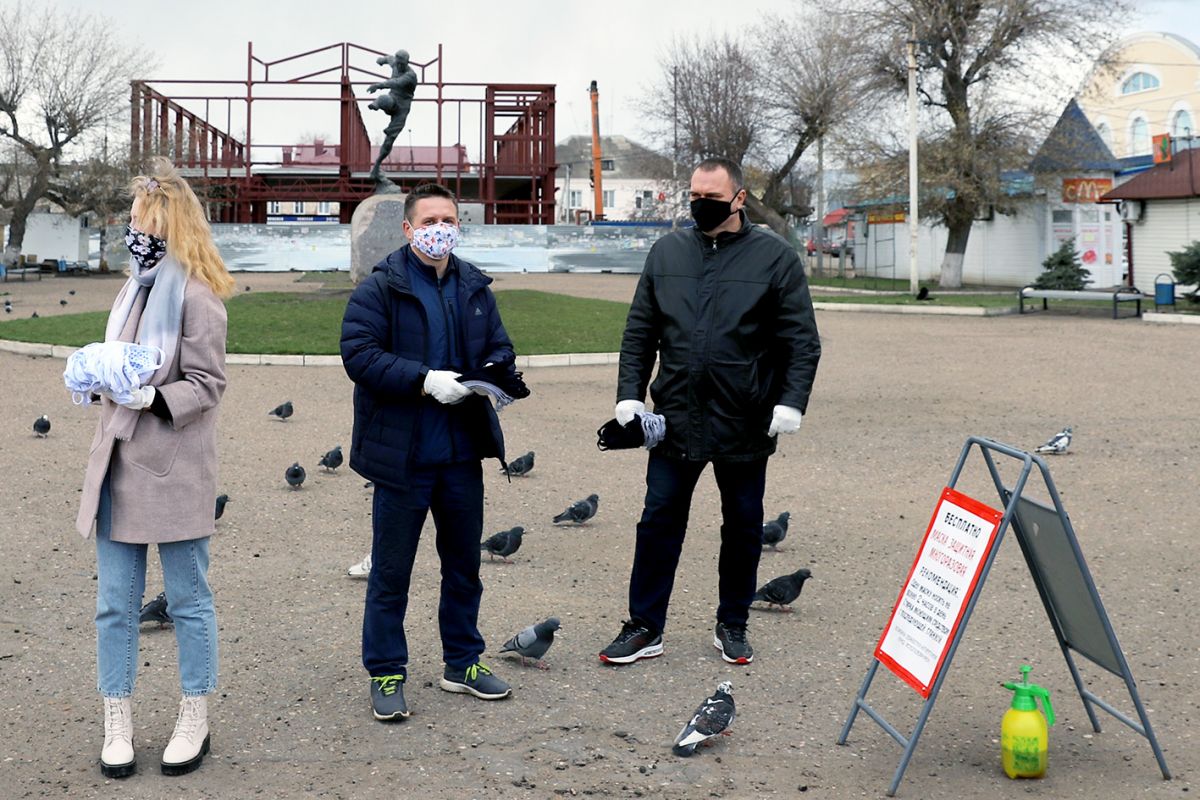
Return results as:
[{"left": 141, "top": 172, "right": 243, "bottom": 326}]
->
[
  {"left": 122, "top": 420, "right": 184, "bottom": 477},
  {"left": 705, "top": 360, "right": 761, "bottom": 416}
]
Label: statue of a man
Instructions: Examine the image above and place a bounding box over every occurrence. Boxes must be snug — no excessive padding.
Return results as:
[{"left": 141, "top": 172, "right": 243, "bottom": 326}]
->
[{"left": 366, "top": 49, "right": 419, "bottom": 184}]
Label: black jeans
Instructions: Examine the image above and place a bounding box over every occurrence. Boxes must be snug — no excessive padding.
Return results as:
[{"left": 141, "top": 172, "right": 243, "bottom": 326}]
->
[
  {"left": 362, "top": 461, "right": 485, "bottom": 677},
  {"left": 628, "top": 450, "right": 768, "bottom": 634}
]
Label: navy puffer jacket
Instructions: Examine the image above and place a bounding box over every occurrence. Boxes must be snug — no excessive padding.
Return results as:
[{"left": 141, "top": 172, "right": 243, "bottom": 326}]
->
[{"left": 340, "top": 245, "right": 515, "bottom": 488}]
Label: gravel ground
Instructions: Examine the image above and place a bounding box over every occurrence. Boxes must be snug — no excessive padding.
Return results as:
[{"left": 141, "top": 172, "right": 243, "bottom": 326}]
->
[{"left": 0, "top": 283, "right": 1196, "bottom": 799}]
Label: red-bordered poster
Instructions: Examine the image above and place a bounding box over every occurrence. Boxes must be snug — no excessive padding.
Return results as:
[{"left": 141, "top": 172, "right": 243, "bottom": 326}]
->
[{"left": 875, "top": 487, "right": 1004, "bottom": 697}]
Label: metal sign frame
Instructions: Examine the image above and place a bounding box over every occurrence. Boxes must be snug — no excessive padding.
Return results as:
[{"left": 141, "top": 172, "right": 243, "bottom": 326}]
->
[{"left": 836, "top": 436, "right": 1171, "bottom": 796}]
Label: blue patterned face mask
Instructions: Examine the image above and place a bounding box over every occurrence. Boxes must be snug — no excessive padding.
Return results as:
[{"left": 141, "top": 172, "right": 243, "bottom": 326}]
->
[
  {"left": 411, "top": 221, "right": 460, "bottom": 259},
  {"left": 124, "top": 224, "right": 168, "bottom": 271}
]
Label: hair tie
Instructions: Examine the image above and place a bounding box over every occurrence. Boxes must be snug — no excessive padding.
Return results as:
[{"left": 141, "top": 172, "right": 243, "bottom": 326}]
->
[{"left": 145, "top": 178, "right": 160, "bottom": 192}]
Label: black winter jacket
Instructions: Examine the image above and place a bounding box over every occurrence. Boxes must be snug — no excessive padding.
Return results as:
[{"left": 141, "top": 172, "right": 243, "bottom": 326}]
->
[
  {"left": 340, "top": 246, "right": 515, "bottom": 488},
  {"left": 617, "top": 212, "right": 820, "bottom": 461}
]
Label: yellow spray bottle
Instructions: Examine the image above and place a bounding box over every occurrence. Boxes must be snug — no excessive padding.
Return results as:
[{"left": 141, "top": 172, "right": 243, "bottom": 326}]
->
[{"left": 1001, "top": 664, "right": 1055, "bottom": 779}]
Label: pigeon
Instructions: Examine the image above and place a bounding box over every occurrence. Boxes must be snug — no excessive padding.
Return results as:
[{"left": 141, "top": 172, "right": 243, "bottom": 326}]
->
[
  {"left": 214, "top": 494, "right": 230, "bottom": 520},
  {"left": 505, "top": 451, "right": 535, "bottom": 477},
  {"left": 268, "top": 401, "right": 294, "bottom": 421},
  {"left": 673, "top": 681, "right": 736, "bottom": 757},
  {"left": 761, "top": 511, "right": 791, "bottom": 550},
  {"left": 4, "top": 305, "right": 10, "bottom": 313},
  {"left": 33, "top": 415, "right": 51, "bottom": 437},
  {"left": 552, "top": 494, "right": 599, "bottom": 525},
  {"left": 138, "top": 592, "right": 172, "bottom": 628},
  {"left": 68, "top": 289, "right": 76, "bottom": 295},
  {"left": 363, "top": 480, "right": 374, "bottom": 489},
  {"left": 285, "top": 462, "right": 306, "bottom": 489},
  {"left": 319, "top": 445, "right": 343, "bottom": 472},
  {"left": 752, "top": 568, "right": 812, "bottom": 611},
  {"left": 481, "top": 526, "right": 524, "bottom": 562},
  {"left": 31, "top": 311, "right": 38, "bottom": 318},
  {"left": 916, "top": 286, "right": 931, "bottom": 301},
  {"left": 498, "top": 617, "right": 560, "bottom": 669},
  {"left": 1035, "top": 426, "right": 1072, "bottom": 455},
  {"left": 59, "top": 298, "right": 68, "bottom": 307}
]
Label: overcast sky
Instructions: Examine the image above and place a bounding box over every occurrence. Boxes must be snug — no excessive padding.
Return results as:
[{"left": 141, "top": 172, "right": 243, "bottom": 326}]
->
[{"left": 44, "top": 0, "right": 1200, "bottom": 159}]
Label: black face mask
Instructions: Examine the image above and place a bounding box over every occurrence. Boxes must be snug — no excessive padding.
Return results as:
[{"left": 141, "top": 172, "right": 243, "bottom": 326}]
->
[{"left": 690, "top": 195, "right": 738, "bottom": 232}]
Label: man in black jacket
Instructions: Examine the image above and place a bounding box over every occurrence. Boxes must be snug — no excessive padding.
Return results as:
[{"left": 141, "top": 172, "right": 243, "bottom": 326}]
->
[
  {"left": 341, "top": 183, "right": 516, "bottom": 720},
  {"left": 599, "top": 157, "right": 820, "bottom": 666}
]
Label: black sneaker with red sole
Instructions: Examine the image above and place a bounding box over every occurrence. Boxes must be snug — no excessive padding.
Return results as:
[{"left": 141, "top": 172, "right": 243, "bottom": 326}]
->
[
  {"left": 714, "top": 622, "right": 754, "bottom": 664},
  {"left": 599, "top": 620, "right": 664, "bottom": 664}
]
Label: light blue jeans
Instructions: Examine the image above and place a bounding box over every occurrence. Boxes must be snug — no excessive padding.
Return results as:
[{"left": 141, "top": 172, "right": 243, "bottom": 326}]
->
[{"left": 94, "top": 474, "right": 218, "bottom": 698}]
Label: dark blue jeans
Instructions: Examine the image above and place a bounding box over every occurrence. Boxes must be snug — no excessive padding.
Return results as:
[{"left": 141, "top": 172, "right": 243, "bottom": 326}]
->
[
  {"left": 362, "top": 461, "right": 485, "bottom": 677},
  {"left": 628, "top": 451, "right": 768, "bottom": 633}
]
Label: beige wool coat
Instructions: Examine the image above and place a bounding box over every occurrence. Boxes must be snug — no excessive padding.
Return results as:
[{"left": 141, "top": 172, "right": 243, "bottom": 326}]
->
[{"left": 75, "top": 275, "right": 228, "bottom": 543}]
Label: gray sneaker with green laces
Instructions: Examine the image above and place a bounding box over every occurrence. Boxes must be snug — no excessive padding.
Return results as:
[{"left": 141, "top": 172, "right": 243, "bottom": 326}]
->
[
  {"left": 439, "top": 662, "right": 511, "bottom": 700},
  {"left": 370, "top": 674, "right": 410, "bottom": 721}
]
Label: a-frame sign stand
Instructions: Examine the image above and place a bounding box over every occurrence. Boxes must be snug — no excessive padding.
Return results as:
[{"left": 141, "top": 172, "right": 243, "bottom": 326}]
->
[{"left": 837, "top": 436, "right": 1171, "bottom": 796}]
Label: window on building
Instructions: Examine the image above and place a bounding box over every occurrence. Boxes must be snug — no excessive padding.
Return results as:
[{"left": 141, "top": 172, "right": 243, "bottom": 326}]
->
[
  {"left": 293, "top": 202, "right": 304, "bottom": 214},
  {"left": 317, "top": 201, "right": 331, "bottom": 215},
  {"left": 602, "top": 190, "right": 615, "bottom": 208},
  {"left": 1129, "top": 117, "right": 1151, "bottom": 156},
  {"left": 1051, "top": 210, "right": 1073, "bottom": 224},
  {"left": 1120, "top": 72, "right": 1160, "bottom": 94},
  {"left": 1172, "top": 109, "right": 1194, "bottom": 140},
  {"left": 268, "top": 201, "right": 281, "bottom": 215},
  {"left": 634, "top": 190, "right": 654, "bottom": 209},
  {"left": 600, "top": 159, "right": 615, "bottom": 171},
  {"left": 569, "top": 190, "right": 583, "bottom": 208}
]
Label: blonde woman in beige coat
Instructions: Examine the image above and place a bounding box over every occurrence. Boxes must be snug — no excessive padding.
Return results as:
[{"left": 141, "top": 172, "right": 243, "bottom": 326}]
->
[{"left": 76, "top": 158, "right": 234, "bottom": 779}]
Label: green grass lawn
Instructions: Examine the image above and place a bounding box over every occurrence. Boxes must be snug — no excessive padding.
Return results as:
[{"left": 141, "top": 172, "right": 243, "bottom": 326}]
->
[{"left": 0, "top": 290, "right": 631, "bottom": 355}]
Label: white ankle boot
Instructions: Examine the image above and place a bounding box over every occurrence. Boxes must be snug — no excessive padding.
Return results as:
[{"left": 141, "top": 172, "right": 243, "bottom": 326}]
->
[
  {"left": 161, "top": 695, "right": 210, "bottom": 775},
  {"left": 100, "top": 696, "right": 136, "bottom": 778}
]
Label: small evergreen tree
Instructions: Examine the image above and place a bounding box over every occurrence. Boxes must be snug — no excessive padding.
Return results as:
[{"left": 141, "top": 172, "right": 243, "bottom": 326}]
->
[
  {"left": 1033, "top": 239, "right": 1091, "bottom": 290},
  {"left": 1167, "top": 241, "right": 1200, "bottom": 298}
]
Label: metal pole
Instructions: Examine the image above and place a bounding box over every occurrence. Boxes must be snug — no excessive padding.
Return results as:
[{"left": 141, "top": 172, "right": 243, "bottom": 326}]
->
[
  {"left": 816, "top": 135, "right": 825, "bottom": 274},
  {"left": 672, "top": 66, "right": 679, "bottom": 231},
  {"left": 907, "top": 30, "right": 920, "bottom": 295}
]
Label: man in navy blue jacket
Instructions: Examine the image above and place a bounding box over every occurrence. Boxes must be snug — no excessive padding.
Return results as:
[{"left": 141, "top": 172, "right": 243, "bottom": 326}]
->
[{"left": 341, "top": 183, "right": 516, "bottom": 721}]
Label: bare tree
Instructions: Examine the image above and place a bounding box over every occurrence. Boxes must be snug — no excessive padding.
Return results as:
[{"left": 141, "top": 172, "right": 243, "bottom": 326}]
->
[
  {"left": 0, "top": 2, "right": 150, "bottom": 265},
  {"left": 45, "top": 140, "right": 135, "bottom": 270},
  {"left": 639, "top": 13, "right": 868, "bottom": 237},
  {"left": 855, "top": 0, "right": 1130, "bottom": 287}
]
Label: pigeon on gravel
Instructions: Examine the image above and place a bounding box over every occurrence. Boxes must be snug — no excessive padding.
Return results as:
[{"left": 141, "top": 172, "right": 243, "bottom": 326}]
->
[
  {"left": 59, "top": 298, "right": 68, "bottom": 307},
  {"left": 761, "top": 511, "right": 791, "bottom": 550},
  {"left": 673, "top": 681, "right": 735, "bottom": 757},
  {"left": 505, "top": 451, "right": 535, "bottom": 477},
  {"left": 319, "top": 445, "right": 343, "bottom": 472},
  {"left": 1035, "top": 426, "right": 1072, "bottom": 455},
  {"left": 552, "top": 494, "right": 599, "bottom": 525},
  {"left": 481, "top": 526, "right": 524, "bottom": 562},
  {"left": 214, "top": 494, "right": 230, "bottom": 520},
  {"left": 4, "top": 305, "right": 10, "bottom": 314},
  {"left": 139, "top": 592, "right": 172, "bottom": 628},
  {"left": 268, "top": 401, "right": 294, "bottom": 421},
  {"left": 498, "top": 617, "right": 560, "bottom": 669},
  {"left": 33, "top": 415, "right": 51, "bottom": 437},
  {"left": 68, "top": 289, "right": 76, "bottom": 296},
  {"left": 752, "top": 568, "right": 812, "bottom": 611},
  {"left": 285, "top": 462, "right": 306, "bottom": 489}
]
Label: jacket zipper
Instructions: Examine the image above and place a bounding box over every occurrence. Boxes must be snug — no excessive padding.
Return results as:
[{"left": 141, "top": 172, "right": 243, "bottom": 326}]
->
[{"left": 436, "top": 273, "right": 459, "bottom": 463}]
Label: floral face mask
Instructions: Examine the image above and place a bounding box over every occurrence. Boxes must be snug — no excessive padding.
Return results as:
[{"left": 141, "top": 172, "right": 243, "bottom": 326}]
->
[
  {"left": 411, "top": 221, "right": 460, "bottom": 260},
  {"left": 124, "top": 224, "right": 168, "bottom": 271}
]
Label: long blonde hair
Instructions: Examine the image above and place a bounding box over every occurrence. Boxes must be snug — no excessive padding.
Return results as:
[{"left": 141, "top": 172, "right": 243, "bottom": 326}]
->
[{"left": 129, "top": 157, "right": 235, "bottom": 299}]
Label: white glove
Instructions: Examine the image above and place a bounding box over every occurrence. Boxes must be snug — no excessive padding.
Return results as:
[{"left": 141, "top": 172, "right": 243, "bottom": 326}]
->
[
  {"left": 615, "top": 399, "right": 645, "bottom": 426},
  {"left": 768, "top": 405, "right": 803, "bottom": 437},
  {"left": 423, "top": 369, "right": 471, "bottom": 405},
  {"left": 118, "top": 385, "right": 156, "bottom": 411}
]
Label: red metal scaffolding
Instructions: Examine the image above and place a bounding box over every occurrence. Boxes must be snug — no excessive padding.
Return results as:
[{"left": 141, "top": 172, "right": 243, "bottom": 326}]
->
[{"left": 130, "top": 43, "right": 556, "bottom": 224}]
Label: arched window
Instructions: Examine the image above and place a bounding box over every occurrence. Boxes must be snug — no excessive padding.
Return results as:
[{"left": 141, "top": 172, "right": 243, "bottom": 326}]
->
[
  {"left": 1129, "top": 117, "right": 1151, "bottom": 156},
  {"left": 1172, "top": 109, "right": 1194, "bottom": 140},
  {"left": 1121, "top": 72, "right": 1160, "bottom": 94},
  {"left": 1095, "top": 121, "right": 1113, "bottom": 151}
]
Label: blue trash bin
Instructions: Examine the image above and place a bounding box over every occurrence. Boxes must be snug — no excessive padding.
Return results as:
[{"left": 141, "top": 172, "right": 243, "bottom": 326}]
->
[{"left": 1154, "top": 273, "right": 1175, "bottom": 310}]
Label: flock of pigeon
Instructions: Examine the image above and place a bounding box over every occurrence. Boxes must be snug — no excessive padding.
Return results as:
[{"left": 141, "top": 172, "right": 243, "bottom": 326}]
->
[
  {"left": 28, "top": 405, "right": 1072, "bottom": 756},
  {"left": 4, "top": 289, "right": 74, "bottom": 317}
]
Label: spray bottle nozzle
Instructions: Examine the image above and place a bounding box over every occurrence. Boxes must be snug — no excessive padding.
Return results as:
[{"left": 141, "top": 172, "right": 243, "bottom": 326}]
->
[{"left": 1002, "top": 664, "right": 1055, "bottom": 726}]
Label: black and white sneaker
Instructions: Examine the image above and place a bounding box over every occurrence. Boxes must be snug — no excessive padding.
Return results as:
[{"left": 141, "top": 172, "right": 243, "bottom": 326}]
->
[
  {"left": 714, "top": 623, "right": 754, "bottom": 664},
  {"left": 370, "top": 674, "right": 410, "bottom": 721},
  {"left": 599, "top": 620, "right": 664, "bottom": 664}
]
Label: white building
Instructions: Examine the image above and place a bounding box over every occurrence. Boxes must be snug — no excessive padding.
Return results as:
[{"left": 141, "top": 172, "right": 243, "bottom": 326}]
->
[{"left": 554, "top": 135, "right": 679, "bottom": 224}]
